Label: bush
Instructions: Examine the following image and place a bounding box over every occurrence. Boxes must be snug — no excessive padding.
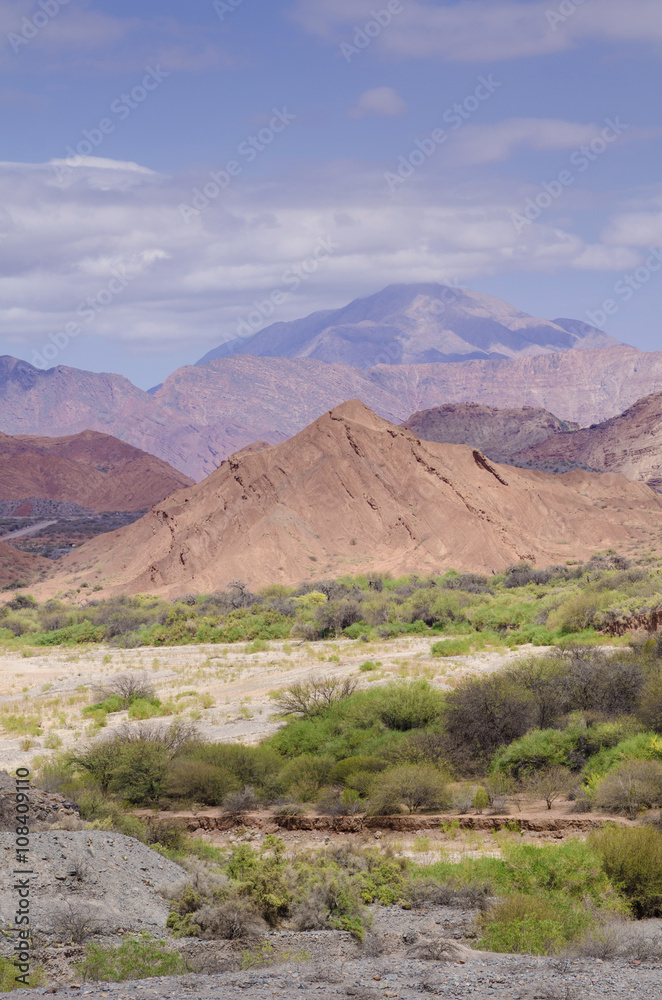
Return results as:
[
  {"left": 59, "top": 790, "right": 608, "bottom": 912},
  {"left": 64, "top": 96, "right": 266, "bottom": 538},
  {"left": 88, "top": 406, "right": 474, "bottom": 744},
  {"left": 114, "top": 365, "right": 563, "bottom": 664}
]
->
[
  {"left": 431, "top": 639, "right": 471, "bottom": 657},
  {"left": 636, "top": 673, "right": 662, "bottom": 734},
  {"left": 406, "top": 879, "right": 492, "bottom": 910},
  {"left": 492, "top": 729, "right": 574, "bottom": 779},
  {"left": 478, "top": 894, "right": 568, "bottom": 955},
  {"left": 49, "top": 900, "right": 108, "bottom": 944},
  {"left": 275, "top": 677, "right": 357, "bottom": 717},
  {"left": 76, "top": 935, "right": 188, "bottom": 982},
  {"left": 594, "top": 760, "right": 662, "bottom": 820},
  {"left": 525, "top": 766, "right": 573, "bottom": 810},
  {"left": 368, "top": 765, "right": 449, "bottom": 815},
  {"left": 374, "top": 681, "right": 444, "bottom": 731},
  {"left": 94, "top": 672, "right": 156, "bottom": 708},
  {"left": 222, "top": 786, "right": 260, "bottom": 815},
  {"left": 190, "top": 900, "right": 263, "bottom": 940},
  {"left": 107, "top": 741, "right": 169, "bottom": 804},
  {"left": 278, "top": 754, "right": 335, "bottom": 801},
  {"left": 290, "top": 871, "right": 368, "bottom": 939},
  {"left": 443, "top": 675, "right": 534, "bottom": 772},
  {"left": 166, "top": 759, "right": 235, "bottom": 806},
  {"left": 589, "top": 825, "right": 662, "bottom": 918}
]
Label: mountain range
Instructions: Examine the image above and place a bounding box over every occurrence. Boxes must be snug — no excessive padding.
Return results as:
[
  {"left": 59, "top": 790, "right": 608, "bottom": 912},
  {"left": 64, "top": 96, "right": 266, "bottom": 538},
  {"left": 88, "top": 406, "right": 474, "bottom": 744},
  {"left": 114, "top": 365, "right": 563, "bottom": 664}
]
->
[
  {"left": 197, "top": 284, "right": 618, "bottom": 367},
  {"left": 4, "top": 344, "right": 662, "bottom": 482},
  {"left": 40, "top": 401, "right": 662, "bottom": 598},
  {"left": 1, "top": 284, "right": 662, "bottom": 488}
]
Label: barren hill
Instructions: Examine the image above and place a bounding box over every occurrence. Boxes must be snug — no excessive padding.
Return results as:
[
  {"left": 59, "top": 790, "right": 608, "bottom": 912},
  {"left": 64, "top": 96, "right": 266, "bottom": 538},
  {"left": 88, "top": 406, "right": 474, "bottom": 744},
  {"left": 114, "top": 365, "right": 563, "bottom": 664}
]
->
[
  {"left": 0, "top": 429, "right": 193, "bottom": 511},
  {"left": 511, "top": 392, "right": 662, "bottom": 491},
  {"left": 46, "top": 401, "right": 662, "bottom": 597},
  {"left": 0, "top": 540, "right": 49, "bottom": 589},
  {"left": 197, "top": 283, "right": 618, "bottom": 367},
  {"left": 402, "top": 403, "right": 579, "bottom": 459}
]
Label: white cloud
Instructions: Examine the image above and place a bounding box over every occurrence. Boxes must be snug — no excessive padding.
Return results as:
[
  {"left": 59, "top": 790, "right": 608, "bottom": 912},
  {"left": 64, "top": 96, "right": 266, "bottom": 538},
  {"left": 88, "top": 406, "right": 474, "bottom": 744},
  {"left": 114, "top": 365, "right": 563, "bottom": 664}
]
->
[
  {"left": 0, "top": 3, "right": 230, "bottom": 74},
  {"left": 289, "top": 0, "right": 662, "bottom": 61},
  {"left": 447, "top": 118, "right": 639, "bottom": 166},
  {"left": 348, "top": 87, "right": 407, "bottom": 119},
  {"left": 0, "top": 156, "right": 652, "bottom": 365},
  {"left": 602, "top": 211, "right": 662, "bottom": 247}
]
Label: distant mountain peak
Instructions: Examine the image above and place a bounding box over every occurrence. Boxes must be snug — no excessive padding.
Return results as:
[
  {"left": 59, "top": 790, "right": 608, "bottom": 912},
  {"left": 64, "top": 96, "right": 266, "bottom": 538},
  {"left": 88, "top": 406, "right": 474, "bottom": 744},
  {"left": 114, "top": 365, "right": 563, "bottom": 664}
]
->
[{"left": 196, "top": 283, "right": 621, "bottom": 368}]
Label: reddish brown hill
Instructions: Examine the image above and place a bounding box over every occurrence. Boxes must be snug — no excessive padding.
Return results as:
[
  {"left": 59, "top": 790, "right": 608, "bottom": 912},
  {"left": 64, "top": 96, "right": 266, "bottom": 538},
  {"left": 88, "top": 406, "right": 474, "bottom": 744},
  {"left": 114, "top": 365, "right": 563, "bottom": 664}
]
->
[
  {"left": 0, "top": 429, "right": 192, "bottom": 511},
  {"left": 0, "top": 541, "right": 49, "bottom": 590},
  {"left": 45, "top": 401, "right": 662, "bottom": 597},
  {"left": 511, "top": 392, "right": 662, "bottom": 490},
  {"left": 402, "top": 403, "right": 579, "bottom": 459}
]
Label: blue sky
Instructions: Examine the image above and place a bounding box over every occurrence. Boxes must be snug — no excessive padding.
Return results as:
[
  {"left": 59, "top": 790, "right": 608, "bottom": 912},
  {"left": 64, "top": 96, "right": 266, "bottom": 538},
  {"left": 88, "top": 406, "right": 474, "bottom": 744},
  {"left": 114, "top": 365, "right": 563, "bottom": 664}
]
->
[{"left": 0, "top": 0, "right": 661, "bottom": 387}]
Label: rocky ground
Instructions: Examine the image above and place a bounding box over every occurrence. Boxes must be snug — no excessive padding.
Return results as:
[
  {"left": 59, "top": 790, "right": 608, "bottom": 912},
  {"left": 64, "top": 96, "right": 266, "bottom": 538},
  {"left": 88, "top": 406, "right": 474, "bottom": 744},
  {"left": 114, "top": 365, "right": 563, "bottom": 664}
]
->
[
  {"left": 0, "top": 831, "right": 660, "bottom": 999},
  {"left": 0, "top": 832, "right": 187, "bottom": 942},
  {"left": 3, "top": 951, "right": 662, "bottom": 999}
]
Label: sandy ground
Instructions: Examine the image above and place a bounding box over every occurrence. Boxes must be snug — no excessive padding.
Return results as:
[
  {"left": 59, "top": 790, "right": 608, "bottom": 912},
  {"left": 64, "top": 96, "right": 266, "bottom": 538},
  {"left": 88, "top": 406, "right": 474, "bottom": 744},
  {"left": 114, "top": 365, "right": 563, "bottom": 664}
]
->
[{"left": 0, "top": 636, "right": 540, "bottom": 772}]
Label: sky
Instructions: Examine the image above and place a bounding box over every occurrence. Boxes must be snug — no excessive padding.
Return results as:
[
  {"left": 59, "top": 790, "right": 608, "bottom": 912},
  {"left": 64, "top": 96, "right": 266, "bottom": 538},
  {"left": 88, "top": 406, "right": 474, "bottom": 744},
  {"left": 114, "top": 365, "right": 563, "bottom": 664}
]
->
[{"left": 0, "top": 0, "right": 661, "bottom": 388}]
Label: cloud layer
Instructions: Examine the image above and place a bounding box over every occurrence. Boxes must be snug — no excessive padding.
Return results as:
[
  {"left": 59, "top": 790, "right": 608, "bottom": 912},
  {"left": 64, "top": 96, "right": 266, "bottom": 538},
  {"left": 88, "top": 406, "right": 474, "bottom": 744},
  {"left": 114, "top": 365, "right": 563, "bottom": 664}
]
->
[
  {"left": 290, "top": 0, "right": 662, "bottom": 61},
  {"left": 0, "top": 150, "right": 654, "bottom": 372}
]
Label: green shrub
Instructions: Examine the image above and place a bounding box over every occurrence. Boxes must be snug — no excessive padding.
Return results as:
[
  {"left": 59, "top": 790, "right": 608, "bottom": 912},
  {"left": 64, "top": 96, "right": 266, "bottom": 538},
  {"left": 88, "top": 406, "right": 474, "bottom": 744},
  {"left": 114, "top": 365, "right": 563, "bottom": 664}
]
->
[
  {"left": 76, "top": 935, "right": 188, "bottom": 981},
  {"left": 368, "top": 765, "right": 449, "bottom": 815},
  {"left": 0, "top": 957, "right": 44, "bottom": 991},
  {"left": 166, "top": 759, "right": 236, "bottom": 806},
  {"left": 329, "top": 756, "right": 387, "bottom": 784},
  {"left": 228, "top": 838, "right": 291, "bottom": 926},
  {"left": 374, "top": 681, "right": 444, "bottom": 731},
  {"left": 108, "top": 741, "right": 169, "bottom": 803},
  {"left": 589, "top": 825, "right": 662, "bottom": 918},
  {"left": 492, "top": 728, "right": 576, "bottom": 779},
  {"left": 585, "top": 732, "right": 662, "bottom": 782},
  {"left": 478, "top": 894, "right": 568, "bottom": 955},
  {"left": 279, "top": 754, "right": 335, "bottom": 800},
  {"left": 431, "top": 639, "right": 471, "bottom": 657},
  {"left": 83, "top": 695, "right": 124, "bottom": 715},
  {"left": 2, "top": 714, "right": 42, "bottom": 736},
  {"left": 127, "top": 698, "right": 163, "bottom": 720}
]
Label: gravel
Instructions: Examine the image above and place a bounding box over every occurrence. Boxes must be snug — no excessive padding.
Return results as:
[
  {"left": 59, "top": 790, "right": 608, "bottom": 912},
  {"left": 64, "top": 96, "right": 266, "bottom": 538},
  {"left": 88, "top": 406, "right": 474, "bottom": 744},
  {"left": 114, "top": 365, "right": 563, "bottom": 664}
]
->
[
  {"left": 3, "top": 952, "right": 661, "bottom": 1000},
  {"left": 0, "top": 831, "right": 186, "bottom": 940}
]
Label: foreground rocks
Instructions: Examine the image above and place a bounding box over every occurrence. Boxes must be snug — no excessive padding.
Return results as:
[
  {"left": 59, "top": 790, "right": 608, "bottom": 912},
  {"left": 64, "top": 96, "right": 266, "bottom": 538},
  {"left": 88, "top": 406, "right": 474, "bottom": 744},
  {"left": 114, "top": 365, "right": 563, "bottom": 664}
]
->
[
  {"left": 4, "top": 952, "right": 662, "bottom": 1000},
  {"left": 0, "top": 831, "right": 186, "bottom": 939}
]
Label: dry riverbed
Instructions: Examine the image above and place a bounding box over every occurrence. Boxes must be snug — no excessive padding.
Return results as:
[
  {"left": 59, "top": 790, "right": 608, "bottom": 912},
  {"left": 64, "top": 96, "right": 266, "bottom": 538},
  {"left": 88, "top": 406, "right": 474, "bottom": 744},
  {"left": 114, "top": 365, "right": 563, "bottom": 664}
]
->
[{"left": 0, "top": 637, "right": 537, "bottom": 772}]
